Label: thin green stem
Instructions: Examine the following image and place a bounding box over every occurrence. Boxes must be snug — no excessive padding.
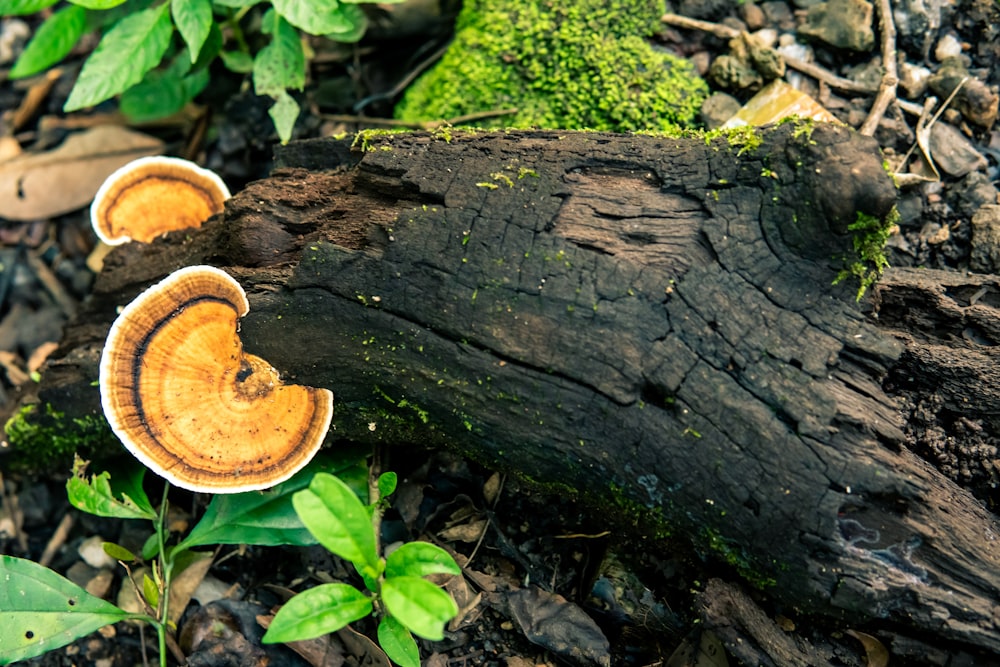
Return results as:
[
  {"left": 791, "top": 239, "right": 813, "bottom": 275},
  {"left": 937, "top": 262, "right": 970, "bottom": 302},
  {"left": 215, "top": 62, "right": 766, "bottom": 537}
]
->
[{"left": 155, "top": 483, "right": 171, "bottom": 667}]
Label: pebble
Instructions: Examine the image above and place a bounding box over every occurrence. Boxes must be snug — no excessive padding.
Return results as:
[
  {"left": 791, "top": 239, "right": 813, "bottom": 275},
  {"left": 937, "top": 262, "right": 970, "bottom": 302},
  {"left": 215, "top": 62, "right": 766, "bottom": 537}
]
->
[
  {"left": 898, "top": 61, "right": 933, "bottom": 99},
  {"left": 928, "top": 122, "right": 988, "bottom": 178},
  {"left": 78, "top": 534, "right": 118, "bottom": 569},
  {"left": 934, "top": 33, "right": 965, "bottom": 61},
  {"left": 798, "top": 0, "right": 876, "bottom": 52}
]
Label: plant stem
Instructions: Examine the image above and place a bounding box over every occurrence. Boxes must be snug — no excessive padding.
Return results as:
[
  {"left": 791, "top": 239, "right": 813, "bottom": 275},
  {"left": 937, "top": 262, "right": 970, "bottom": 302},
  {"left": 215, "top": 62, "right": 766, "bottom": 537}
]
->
[{"left": 156, "top": 484, "right": 171, "bottom": 667}]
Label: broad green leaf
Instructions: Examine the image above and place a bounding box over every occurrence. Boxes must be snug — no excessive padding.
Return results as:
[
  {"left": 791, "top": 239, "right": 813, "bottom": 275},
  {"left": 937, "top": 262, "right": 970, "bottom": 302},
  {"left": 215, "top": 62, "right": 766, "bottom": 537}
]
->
[
  {"left": 268, "top": 90, "right": 299, "bottom": 144},
  {"left": 252, "top": 9, "right": 303, "bottom": 96},
  {"left": 322, "top": 3, "right": 366, "bottom": 43},
  {"left": 377, "top": 615, "right": 419, "bottom": 667},
  {"left": 0, "top": 0, "right": 58, "bottom": 15},
  {"left": 292, "top": 473, "right": 378, "bottom": 573},
  {"left": 67, "top": 0, "right": 127, "bottom": 8},
  {"left": 9, "top": 4, "right": 87, "bottom": 78},
  {"left": 385, "top": 542, "right": 460, "bottom": 580},
  {"left": 102, "top": 542, "right": 136, "bottom": 562},
  {"left": 272, "top": 0, "right": 361, "bottom": 36},
  {"left": 120, "top": 52, "right": 209, "bottom": 122},
  {"left": 220, "top": 49, "right": 253, "bottom": 73},
  {"left": 261, "top": 583, "right": 372, "bottom": 643},
  {"left": 64, "top": 2, "right": 172, "bottom": 111},
  {"left": 66, "top": 459, "right": 157, "bottom": 521},
  {"left": 377, "top": 472, "right": 397, "bottom": 500},
  {"left": 175, "top": 464, "right": 319, "bottom": 554},
  {"left": 0, "top": 555, "right": 145, "bottom": 664},
  {"left": 381, "top": 576, "right": 457, "bottom": 641},
  {"left": 212, "top": 0, "right": 262, "bottom": 6},
  {"left": 172, "top": 0, "right": 212, "bottom": 62}
]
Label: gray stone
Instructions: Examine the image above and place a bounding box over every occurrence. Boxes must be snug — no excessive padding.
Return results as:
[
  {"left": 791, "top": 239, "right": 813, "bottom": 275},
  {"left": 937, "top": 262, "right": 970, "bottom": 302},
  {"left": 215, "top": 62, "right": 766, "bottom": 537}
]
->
[
  {"left": 799, "top": 0, "right": 876, "bottom": 52},
  {"left": 701, "top": 92, "right": 743, "bottom": 128},
  {"left": 928, "top": 122, "right": 988, "bottom": 178}
]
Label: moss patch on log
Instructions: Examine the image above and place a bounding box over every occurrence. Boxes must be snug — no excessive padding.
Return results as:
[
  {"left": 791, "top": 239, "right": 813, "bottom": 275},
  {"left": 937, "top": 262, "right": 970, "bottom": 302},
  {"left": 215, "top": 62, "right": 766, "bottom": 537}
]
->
[{"left": 395, "top": 0, "right": 708, "bottom": 131}]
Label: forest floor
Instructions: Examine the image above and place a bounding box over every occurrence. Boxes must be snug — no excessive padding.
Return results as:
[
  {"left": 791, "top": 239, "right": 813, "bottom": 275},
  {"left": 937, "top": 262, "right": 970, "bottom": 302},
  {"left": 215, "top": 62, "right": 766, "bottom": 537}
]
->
[{"left": 1, "top": 0, "right": 1000, "bottom": 665}]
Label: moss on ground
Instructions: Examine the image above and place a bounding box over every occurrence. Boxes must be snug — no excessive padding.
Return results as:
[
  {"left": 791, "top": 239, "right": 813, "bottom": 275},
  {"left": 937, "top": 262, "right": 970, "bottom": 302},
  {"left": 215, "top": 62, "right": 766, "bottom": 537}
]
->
[{"left": 395, "top": 0, "right": 708, "bottom": 131}]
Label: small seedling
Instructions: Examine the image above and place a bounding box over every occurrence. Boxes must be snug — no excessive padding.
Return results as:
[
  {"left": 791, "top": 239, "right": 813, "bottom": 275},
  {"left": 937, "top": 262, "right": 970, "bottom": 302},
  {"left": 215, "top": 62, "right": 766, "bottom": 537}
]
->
[
  {"left": 0, "top": 453, "right": 373, "bottom": 666},
  {"left": 262, "top": 471, "right": 461, "bottom": 667},
  {"left": 0, "top": 0, "right": 401, "bottom": 143}
]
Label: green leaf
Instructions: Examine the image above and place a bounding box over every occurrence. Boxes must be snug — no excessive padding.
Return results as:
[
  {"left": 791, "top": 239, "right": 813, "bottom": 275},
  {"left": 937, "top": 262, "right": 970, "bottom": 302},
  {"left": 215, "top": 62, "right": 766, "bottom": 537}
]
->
[
  {"left": 0, "top": 555, "right": 145, "bottom": 664},
  {"left": 381, "top": 576, "right": 457, "bottom": 641},
  {"left": 9, "top": 4, "right": 87, "bottom": 78},
  {"left": 119, "top": 51, "right": 210, "bottom": 122},
  {"left": 0, "top": 0, "right": 58, "bottom": 15},
  {"left": 322, "top": 3, "right": 366, "bottom": 43},
  {"left": 252, "top": 8, "right": 303, "bottom": 96},
  {"left": 377, "top": 472, "right": 397, "bottom": 500},
  {"left": 272, "top": 0, "right": 362, "bottom": 36},
  {"left": 292, "top": 473, "right": 379, "bottom": 574},
  {"left": 377, "top": 615, "right": 419, "bottom": 667},
  {"left": 212, "top": 0, "right": 262, "bottom": 6},
  {"left": 142, "top": 572, "right": 159, "bottom": 609},
  {"left": 66, "top": 459, "right": 157, "bottom": 521},
  {"left": 220, "top": 49, "right": 253, "bottom": 73},
  {"left": 67, "top": 0, "right": 127, "bottom": 8},
  {"left": 175, "top": 464, "right": 319, "bottom": 554},
  {"left": 261, "top": 583, "right": 372, "bottom": 643},
  {"left": 172, "top": 0, "right": 212, "bottom": 62},
  {"left": 64, "top": 2, "right": 173, "bottom": 111},
  {"left": 385, "top": 542, "right": 460, "bottom": 580},
  {"left": 102, "top": 542, "right": 136, "bottom": 562},
  {"left": 268, "top": 90, "right": 299, "bottom": 144}
]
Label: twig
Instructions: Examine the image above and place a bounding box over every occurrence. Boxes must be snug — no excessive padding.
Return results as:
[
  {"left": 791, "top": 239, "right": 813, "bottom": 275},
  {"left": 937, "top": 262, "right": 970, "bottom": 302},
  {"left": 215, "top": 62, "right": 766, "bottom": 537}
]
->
[
  {"left": 661, "top": 12, "right": 739, "bottom": 39},
  {"left": 662, "top": 12, "right": 880, "bottom": 97},
  {"left": 39, "top": 512, "right": 74, "bottom": 568},
  {"left": 859, "top": 0, "right": 899, "bottom": 136},
  {"left": 783, "top": 55, "right": 877, "bottom": 95}
]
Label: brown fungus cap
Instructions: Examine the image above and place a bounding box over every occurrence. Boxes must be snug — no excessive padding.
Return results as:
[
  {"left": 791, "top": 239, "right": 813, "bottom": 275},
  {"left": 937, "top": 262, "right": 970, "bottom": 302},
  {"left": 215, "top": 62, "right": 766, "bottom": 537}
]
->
[
  {"left": 91, "top": 156, "right": 230, "bottom": 245},
  {"left": 100, "top": 265, "right": 333, "bottom": 493}
]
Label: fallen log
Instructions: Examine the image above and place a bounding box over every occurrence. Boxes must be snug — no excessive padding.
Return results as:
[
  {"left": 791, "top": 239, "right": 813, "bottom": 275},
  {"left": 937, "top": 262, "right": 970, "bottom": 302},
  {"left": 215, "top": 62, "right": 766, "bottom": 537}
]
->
[{"left": 25, "top": 125, "right": 1000, "bottom": 655}]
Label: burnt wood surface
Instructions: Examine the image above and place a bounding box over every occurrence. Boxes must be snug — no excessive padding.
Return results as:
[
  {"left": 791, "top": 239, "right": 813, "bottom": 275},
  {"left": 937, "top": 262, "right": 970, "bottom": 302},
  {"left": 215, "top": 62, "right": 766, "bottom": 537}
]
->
[{"left": 30, "top": 125, "right": 1000, "bottom": 656}]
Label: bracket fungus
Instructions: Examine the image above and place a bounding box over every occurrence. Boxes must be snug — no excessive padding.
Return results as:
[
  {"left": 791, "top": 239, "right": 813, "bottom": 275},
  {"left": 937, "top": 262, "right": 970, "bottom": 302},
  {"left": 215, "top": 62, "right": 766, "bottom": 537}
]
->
[
  {"left": 90, "top": 156, "right": 230, "bottom": 245},
  {"left": 100, "top": 265, "right": 333, "bottom": 493}
]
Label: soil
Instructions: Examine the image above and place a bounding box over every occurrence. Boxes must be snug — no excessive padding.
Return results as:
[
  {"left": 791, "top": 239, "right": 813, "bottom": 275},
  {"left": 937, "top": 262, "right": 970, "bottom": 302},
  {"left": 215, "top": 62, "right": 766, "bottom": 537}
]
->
[{"left": 1, "top": 1, "right": 999, "bottom": 666}]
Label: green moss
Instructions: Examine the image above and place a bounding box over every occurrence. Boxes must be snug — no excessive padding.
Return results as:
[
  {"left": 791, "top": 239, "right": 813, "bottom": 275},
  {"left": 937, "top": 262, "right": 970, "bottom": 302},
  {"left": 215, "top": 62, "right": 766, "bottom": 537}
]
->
[
  {"left": 833, "top": 206, "right": 899, "bottom": 301},
  {"left": 4, "top": 403, "right": 117, "bottom": 473},
  {"left": 701, "top": 527, "right": 778, "bottom": 589},
  {"left": 395, "top": 0, "right": 707, "bottom": 132},
  {"left": 704, "top": 124, "right": 763, "bottom": 155}
]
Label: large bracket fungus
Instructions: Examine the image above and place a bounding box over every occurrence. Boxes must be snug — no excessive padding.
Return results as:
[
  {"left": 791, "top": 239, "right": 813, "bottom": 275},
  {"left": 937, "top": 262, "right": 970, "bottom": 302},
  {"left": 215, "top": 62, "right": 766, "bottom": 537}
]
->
[
  {"left": 90, "top": 156, "right": 230, "bottom": 245},
  {"left": 99, "top": 266, "right": 333, "bottom": 493}
]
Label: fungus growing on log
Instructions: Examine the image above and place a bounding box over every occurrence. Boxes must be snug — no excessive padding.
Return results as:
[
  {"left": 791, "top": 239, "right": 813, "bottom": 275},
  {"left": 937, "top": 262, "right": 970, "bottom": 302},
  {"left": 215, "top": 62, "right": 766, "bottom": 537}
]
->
[
  {"left": 99, "top": 265, "right": 333, "bottom": 493},
  {"left": 90, "top": 156, "right": 230, "bottom": 245}
]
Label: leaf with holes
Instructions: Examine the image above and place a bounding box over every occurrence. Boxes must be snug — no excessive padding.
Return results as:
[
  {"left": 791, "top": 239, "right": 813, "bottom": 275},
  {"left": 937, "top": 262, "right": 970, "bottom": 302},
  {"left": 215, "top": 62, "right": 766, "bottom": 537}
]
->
[{"left": 0, "top": 555, "right": 149, "bottom": 664}]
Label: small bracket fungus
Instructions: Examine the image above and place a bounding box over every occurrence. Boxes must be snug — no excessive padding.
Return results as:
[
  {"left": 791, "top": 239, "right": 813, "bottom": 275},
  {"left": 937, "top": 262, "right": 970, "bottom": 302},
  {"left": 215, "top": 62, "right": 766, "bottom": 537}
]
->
[
  {"left": 100, "top": 266, "right": 333, "bottom": 493},
  {"left": 90, "top": 156, "right": 230, "bottom": 245}
]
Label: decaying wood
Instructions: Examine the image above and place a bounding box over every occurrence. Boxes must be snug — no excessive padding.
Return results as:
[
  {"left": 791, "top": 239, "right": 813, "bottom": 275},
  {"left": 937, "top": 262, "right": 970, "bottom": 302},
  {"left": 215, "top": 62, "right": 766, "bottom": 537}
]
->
[{"left": 29, "top": 125, "right": 1000, "bottom": 655}]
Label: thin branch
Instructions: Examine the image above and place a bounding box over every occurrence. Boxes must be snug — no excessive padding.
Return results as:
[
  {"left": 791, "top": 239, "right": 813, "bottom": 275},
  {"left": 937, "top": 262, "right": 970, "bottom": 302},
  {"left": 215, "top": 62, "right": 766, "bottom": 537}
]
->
[{"left": 859, "top": 0, "right": 899, "bottom": 135}]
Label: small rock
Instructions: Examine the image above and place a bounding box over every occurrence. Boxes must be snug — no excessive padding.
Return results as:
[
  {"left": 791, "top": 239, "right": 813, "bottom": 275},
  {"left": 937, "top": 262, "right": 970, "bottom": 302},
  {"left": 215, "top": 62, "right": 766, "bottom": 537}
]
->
[
  {"left": 701, "top": 92, "right": 743, "bottom": 128},
  {"left": 78, "top": 535, "right": 118, "bottom": 569},
  {"left": 892, "top": 0, "right": 945, "bottom": 57},
  {"left": 741, "top": 1, "right": 767, "bottom": 29},
  {"left": 971, "top": 205, "right": 1000, "bottom": 274},
  {"left": 0, "top": 19, "right": 30, "bottom": 65},
  {"left": 934, "top": 32, "right": 965, "bottom": 61},
  {"left": 761, "top": 1, "right": 796, "bottom": 30},
  {"left": 928, "top": 122, "right": 988, "bottom": 178},
  {"left": 799, "top": 0, "right": 876, "bottom": 52},
  {"left": 898, "top": 61, "right": 933, "bottom": 99},
  {"left": 949, "top": 171, "right": 999, "bottom": 219},
  {"left": 709, "top": 53, "right": 762, "bottom": 91},
  {"left": 929, "top": 58, "right": 1000, "bottom": 128}
]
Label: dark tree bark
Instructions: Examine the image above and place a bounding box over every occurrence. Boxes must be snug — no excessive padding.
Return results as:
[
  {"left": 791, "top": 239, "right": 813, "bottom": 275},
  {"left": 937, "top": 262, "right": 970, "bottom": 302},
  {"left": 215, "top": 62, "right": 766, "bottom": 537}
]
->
[{"left": 30, "top": 125, "right": 1000, "bottom": 655}]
